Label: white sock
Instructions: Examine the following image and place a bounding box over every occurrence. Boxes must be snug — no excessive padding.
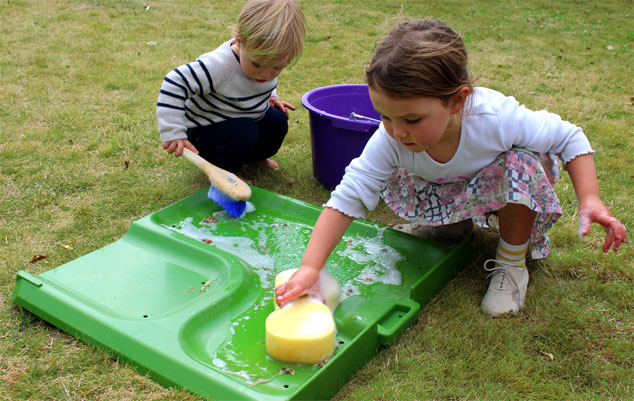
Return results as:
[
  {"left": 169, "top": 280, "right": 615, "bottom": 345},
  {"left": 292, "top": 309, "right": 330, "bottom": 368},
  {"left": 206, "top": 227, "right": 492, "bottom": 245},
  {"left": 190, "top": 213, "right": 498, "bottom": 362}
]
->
[{"left": 496, "top": 238, "right": 528, "bottom": 269}]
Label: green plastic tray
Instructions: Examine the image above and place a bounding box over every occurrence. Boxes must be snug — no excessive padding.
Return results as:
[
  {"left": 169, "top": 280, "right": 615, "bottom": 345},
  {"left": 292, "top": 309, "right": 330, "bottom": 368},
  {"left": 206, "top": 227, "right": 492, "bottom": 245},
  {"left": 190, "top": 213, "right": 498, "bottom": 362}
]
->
[{"left": 13, "top": 187, "right": 471, "bottom": 401}]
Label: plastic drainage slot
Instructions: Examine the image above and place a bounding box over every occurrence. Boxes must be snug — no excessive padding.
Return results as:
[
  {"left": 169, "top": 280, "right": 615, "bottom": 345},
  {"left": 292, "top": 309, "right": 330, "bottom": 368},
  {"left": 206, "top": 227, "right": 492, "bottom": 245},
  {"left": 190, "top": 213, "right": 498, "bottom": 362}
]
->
[{"left": 376, "top": 301, "right": 421, "bottom": 345}]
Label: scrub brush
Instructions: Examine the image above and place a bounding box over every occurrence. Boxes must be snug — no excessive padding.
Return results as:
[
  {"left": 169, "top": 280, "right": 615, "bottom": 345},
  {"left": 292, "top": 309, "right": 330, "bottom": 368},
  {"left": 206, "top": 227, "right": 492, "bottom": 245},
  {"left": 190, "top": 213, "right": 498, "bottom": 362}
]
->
[{"left": 181, "top": 148, "right": 251, "bottom": 218}]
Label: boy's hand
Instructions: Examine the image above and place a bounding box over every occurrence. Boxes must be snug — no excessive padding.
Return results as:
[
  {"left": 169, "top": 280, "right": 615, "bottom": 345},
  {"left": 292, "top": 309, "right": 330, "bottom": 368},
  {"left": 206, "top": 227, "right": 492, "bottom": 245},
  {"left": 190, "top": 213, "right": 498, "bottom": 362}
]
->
[
  {"left": 270, "top": 97, "right": 296, "bottom": 116},
  {"left": 577, "top": 197, "right": 627, "bottom": 253},
  {"left": 274, "top": 266, "right": 321, "bottom": 307},
  {"left": 163, "top": 139, "right": 198, "bottom": 157}
]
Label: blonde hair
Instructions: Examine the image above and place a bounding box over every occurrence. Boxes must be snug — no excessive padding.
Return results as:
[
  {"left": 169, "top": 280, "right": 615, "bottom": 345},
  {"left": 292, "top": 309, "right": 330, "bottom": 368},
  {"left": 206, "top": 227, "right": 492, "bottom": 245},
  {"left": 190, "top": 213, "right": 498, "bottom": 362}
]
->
[
  {"left": 233, "top": 0, "right": 306, "bottom": 67},
  {"left": 366, "top": 18, "right": 473, "bottom": 104}
]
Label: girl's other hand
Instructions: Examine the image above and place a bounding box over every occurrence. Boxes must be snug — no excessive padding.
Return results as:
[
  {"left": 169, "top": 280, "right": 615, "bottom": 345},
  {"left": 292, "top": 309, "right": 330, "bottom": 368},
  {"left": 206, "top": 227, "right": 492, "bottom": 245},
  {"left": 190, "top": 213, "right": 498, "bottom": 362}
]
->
[
  {"left": 163, "top": 139, "right": 198, "bottom": 157},
  {"left": 577, "top": 198, "right": 627, "bottom": 252},
  {"left": 274, "top": 266, "right": 321, "bottom": 307}
]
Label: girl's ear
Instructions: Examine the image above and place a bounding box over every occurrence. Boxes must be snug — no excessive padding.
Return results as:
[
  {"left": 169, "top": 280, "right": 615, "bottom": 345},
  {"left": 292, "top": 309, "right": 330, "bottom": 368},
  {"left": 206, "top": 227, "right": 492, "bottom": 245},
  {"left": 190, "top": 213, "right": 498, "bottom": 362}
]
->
[{"left": 449, "top": 86, "right": 471, "bottom": 114}]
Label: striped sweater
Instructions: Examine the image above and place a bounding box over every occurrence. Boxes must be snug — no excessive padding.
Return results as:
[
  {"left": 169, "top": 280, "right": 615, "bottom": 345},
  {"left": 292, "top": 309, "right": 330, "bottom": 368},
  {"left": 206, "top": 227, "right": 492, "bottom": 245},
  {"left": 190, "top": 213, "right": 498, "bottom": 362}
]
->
[{"left": 156, "top": 39, "right": 278, "bottom": 142}]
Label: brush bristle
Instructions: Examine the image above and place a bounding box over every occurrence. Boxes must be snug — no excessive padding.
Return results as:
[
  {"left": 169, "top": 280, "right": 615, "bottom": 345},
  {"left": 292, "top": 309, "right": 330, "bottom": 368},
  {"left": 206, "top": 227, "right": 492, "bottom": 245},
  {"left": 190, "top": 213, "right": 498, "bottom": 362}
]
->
[{"left": 208, "top": 186, "right": 246, "bottom": 218}]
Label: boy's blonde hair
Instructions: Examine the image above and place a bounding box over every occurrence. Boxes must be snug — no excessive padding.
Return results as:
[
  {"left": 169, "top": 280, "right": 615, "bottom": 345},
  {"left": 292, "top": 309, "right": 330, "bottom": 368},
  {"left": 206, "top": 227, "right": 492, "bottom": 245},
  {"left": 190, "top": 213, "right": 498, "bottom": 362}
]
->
[
  {"left": 233, "top": 0, "right": 306, "bottom": 67},
  {"left": 366, "top": 18, "right": 473, "bottom": 105}
]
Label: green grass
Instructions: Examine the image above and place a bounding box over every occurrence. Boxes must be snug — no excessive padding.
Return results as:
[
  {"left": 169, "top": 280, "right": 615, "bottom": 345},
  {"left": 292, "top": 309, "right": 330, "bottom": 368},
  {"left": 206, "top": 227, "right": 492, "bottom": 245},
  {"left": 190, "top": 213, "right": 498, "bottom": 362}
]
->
[{"left": 1, "top": 0, "right": 632, "bottom": 399}]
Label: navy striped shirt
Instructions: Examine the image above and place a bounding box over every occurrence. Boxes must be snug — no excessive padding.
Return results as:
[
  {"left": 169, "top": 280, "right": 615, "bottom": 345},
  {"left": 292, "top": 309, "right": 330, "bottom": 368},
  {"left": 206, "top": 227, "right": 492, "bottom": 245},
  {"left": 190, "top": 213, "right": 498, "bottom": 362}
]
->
[{"left": 157, "top": 40, "right": 277, "bottom": 142}]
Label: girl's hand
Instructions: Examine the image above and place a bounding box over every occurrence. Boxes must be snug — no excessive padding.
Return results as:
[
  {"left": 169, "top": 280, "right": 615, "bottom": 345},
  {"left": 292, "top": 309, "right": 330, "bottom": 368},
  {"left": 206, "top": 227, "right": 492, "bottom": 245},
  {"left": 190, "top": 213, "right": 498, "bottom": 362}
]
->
[
  {"left": 163, "top": 139, "right": 198, "bottom": 157},
  {"left": 566, "top": 154, "right": 627, "bottom": 253},
  {"left": 577, "top": 197, "right": 627, "bottom": 253},
  {"left": 276, "top": 207, "right": 354, "bottom": 307},
  {"left": 274, "top": 266, "right": 321, "bottom": 307},
  {"left": 269, "top": 97, "right": 296, "bottom": 116}
]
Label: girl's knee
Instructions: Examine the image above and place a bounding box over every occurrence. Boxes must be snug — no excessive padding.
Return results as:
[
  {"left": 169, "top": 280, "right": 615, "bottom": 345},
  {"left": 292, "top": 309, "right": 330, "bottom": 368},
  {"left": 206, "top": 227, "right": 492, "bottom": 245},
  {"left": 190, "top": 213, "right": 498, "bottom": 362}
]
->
[
  {"left": 499, "top": 203, "right": 536, "bottom": 214},
  {"left": 498, "top": 203, "right": 537, "bottom": 244}
]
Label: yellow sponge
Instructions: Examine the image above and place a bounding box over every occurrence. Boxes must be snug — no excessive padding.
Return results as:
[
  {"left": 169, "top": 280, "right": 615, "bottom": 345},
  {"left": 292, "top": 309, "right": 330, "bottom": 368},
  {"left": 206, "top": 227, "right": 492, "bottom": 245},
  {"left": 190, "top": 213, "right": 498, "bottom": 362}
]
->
[
  {"left": 265, "top": 297, "right": 335, "bottom": 364},
  {"left": 265, "top": 269, "right": 338, "bottom": 364}
]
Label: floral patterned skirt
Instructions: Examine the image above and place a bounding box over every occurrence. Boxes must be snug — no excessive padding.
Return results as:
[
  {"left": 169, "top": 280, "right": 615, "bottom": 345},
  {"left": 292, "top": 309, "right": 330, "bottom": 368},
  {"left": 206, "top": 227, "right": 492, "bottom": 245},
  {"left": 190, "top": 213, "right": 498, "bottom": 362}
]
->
[{"left": 380, "top": 149, "right": 562, "bottom": 259}]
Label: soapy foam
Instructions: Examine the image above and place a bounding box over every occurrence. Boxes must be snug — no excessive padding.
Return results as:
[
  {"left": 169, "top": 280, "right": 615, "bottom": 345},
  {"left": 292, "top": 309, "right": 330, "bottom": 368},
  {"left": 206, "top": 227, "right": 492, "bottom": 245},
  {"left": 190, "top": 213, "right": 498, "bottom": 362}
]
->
[
  {"left": 165, "top": 217, "right": 276, "bottom": 286},
  {"left": 297, "top": 309, "right": 332, "bottom": 337},
  {"left": 337, "top": 226, "right": 404, "bottom": 298}
]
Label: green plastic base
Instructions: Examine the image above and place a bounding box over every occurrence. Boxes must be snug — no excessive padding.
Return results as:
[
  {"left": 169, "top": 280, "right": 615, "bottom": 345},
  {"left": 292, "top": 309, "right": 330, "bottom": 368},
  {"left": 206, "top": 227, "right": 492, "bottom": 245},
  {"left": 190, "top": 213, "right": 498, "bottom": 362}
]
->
[{"left": 13, "top": 187, "right": 471, "bottom": 401}]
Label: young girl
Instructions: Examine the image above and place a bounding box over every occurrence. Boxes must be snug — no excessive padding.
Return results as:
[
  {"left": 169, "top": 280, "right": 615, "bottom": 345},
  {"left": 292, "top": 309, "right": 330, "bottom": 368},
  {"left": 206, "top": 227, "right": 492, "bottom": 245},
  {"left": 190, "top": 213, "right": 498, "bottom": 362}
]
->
[
  {"left": 275, "top": 18, "right": 627, "bottom": 316},
  {"left": 157, "top": 0, "right": 306, "bottom": 173}
]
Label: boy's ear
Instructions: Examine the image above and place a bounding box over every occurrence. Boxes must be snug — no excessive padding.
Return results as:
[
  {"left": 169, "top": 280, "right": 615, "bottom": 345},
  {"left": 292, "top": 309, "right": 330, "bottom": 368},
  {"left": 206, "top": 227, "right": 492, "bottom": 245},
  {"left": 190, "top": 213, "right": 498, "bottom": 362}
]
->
[{"left": 449, "top": 86, "right": 470, "bottom": 114}]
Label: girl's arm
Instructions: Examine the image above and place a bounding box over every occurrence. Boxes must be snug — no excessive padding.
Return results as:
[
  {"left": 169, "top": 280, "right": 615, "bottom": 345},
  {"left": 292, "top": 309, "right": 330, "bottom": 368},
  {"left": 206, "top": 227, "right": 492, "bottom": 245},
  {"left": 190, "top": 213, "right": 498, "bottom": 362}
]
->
[
  {"left": 275, "top": 207, "right": 354, "bottom": 305},
  {"left": 566, "top": 154, "right": 627, "bottom": 252}
]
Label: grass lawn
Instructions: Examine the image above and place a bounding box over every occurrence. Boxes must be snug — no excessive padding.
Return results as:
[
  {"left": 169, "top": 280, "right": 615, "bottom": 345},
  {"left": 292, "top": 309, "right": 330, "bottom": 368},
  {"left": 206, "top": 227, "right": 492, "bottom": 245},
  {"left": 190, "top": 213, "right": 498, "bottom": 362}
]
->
[{"left": 1, "top": 0, "right": 632, "bottom": 400}]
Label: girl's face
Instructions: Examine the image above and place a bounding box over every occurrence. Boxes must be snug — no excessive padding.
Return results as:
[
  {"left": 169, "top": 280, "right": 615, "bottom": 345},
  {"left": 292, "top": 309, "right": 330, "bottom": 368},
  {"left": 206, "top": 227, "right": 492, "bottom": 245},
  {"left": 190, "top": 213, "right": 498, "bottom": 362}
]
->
[
  {"left": 369, "top": 87, "right": 467, "bottom": 154},
  {"left": 232, "top": 39, "right": 286, "bottom": 83}
]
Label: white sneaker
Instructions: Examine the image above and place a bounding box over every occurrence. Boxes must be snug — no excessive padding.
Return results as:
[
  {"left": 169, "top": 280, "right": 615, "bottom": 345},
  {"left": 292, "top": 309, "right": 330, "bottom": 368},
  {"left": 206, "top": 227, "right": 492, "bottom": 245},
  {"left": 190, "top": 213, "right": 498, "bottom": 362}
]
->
[
  {"left": 393, "top": 220, "right": 473, "bottom": 242},
  {"left": 481, "top": 259, "right": 529, "bottom": 316}
]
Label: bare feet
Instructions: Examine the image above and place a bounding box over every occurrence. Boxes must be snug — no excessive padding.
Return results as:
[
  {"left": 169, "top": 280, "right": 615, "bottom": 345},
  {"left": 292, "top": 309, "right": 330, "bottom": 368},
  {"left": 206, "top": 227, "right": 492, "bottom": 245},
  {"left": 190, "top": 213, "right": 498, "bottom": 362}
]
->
[{"left": 257, "top": 159, "right": 280, "bottom": 169}]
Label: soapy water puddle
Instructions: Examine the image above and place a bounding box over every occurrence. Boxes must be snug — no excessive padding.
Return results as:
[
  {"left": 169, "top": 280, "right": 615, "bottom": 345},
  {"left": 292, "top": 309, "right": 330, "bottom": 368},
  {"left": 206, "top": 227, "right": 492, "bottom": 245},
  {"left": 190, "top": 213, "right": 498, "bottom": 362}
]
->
[{"left": 163, "top": 205, "right": 405, "bottom": 384}]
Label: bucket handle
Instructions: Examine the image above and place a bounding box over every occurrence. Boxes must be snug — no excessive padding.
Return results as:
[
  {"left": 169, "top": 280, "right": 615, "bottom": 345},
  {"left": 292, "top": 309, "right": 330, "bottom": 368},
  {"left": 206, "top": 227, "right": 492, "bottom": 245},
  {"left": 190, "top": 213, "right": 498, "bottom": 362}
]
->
[
  {"left": 349, "top": 112, "right": 382, "bottom": 123},
  {"left": 329, "top": 113, "right": 380, "bottom": 132}
]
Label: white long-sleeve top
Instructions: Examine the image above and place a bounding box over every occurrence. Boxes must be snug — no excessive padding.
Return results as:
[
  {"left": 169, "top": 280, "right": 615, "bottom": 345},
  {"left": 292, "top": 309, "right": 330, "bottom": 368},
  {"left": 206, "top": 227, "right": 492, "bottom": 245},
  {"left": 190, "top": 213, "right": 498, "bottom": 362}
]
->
[
  {"left": 326, "top": 87, "right": 594, "bottom": 219},
  {"left": 156, "top": 40, "right": 278, "bottom": 142}
]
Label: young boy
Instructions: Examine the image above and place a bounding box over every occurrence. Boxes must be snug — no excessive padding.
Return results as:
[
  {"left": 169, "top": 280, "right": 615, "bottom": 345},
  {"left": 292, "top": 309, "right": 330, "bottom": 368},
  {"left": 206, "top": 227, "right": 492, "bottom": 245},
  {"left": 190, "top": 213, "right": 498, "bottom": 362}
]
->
[{"left": 157, "top": 0, "right": 306, "bottom": 173}]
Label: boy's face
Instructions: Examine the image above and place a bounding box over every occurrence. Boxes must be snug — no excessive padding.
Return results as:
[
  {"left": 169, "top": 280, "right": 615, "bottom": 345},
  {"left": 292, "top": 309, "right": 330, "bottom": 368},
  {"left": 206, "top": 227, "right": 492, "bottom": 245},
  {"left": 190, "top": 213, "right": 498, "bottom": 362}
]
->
[{"left": 232, "top": 39, "right": 287, "bottom": 82}]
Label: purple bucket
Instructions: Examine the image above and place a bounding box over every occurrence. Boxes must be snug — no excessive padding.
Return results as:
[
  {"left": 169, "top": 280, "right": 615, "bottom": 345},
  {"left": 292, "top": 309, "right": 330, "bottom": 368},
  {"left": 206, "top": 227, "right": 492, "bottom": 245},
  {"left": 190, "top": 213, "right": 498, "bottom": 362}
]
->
[{"left": 301, "top": 84, "right": 380, "bottom": 189}]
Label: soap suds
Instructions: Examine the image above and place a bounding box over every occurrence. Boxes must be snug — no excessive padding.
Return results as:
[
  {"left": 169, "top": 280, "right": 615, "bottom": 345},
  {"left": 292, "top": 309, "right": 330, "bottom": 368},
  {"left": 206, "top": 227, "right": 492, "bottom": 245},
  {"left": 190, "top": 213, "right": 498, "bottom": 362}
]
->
[{"left": 337, "top": 226, "right": 404, "bottom": 296}]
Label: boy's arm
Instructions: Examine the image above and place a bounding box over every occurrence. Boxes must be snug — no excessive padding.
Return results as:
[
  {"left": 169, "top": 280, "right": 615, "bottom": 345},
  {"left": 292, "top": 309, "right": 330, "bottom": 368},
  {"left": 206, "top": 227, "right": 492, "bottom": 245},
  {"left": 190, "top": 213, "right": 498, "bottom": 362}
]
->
[
  {"left": 157, "top": 67, "right": 193, "bottom": 143},
  {"left": 157, "top": 56, "right": 217, "bottom": 143},
  {"left": 566, "top": 154, "right": 627, "bottom": 252},
  {"left": 275, "top": 207, "right": 354, "bottom": 304}
]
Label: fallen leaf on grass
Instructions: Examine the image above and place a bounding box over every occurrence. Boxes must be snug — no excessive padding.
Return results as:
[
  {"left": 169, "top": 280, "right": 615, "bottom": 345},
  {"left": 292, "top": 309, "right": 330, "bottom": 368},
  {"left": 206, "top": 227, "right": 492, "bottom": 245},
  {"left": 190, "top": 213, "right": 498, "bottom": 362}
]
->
[
  {"left": 55, "top": 242, "right": 72, "bottom": 251},
  {"left": 540, "top": 350, "right": 555, "bottom": 360},
  {"left": 30, "top": 255, "right": 48, "bottom": 263}
]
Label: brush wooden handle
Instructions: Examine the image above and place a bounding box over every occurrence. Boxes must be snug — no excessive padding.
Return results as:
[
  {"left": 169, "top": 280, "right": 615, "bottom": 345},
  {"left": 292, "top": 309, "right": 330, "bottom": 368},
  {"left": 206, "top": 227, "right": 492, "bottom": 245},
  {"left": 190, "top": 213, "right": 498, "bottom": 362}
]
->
[{"left": 182, "top": 148, "right": 251, "bottom": 201}]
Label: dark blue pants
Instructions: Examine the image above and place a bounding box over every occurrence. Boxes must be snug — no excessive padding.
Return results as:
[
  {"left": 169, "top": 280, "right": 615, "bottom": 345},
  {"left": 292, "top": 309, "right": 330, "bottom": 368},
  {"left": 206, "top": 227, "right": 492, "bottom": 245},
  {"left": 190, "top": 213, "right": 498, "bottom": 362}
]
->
[{"left": 187, "top": 107, "right": 288, "bottom": 173}]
